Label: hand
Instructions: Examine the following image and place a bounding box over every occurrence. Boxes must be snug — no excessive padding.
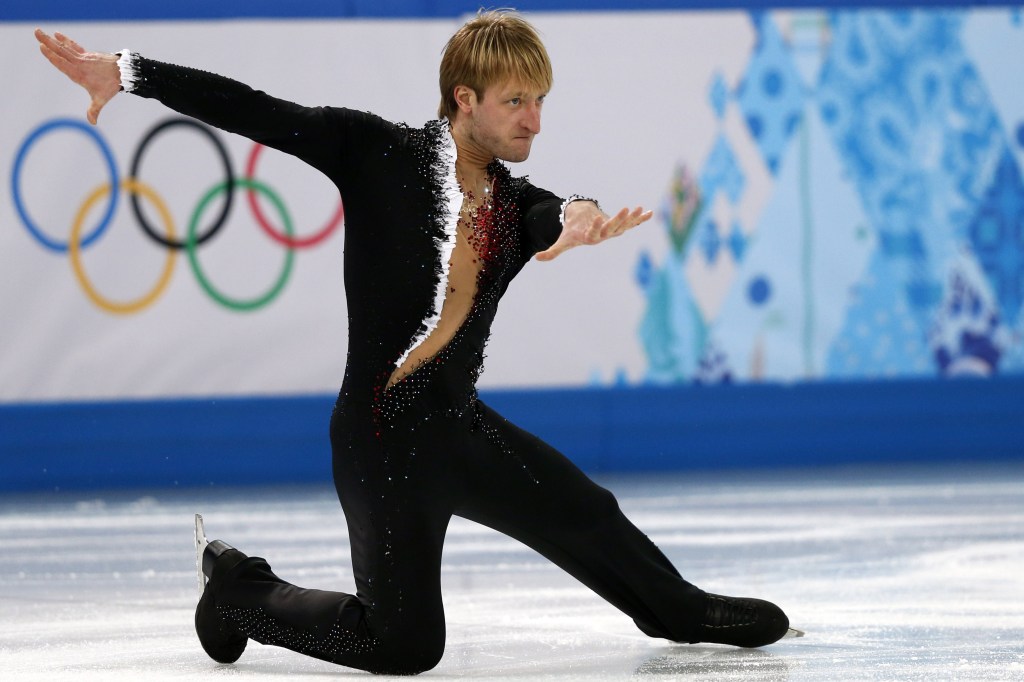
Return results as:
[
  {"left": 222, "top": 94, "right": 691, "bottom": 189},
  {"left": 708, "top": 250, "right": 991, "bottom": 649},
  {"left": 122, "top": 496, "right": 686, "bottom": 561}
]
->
[
  {"left": 35, "top": 29, "right": 122, "bottom": 125},
  {"left": 534, "top": 201, "right": 653, "bottom": 262}
]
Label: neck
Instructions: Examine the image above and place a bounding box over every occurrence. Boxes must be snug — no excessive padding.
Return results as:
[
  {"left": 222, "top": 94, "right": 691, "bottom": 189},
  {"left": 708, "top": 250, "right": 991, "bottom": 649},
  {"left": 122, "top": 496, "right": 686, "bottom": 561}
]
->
[{"left": 449, "top": 117, "right": 492, "bottom": 185}]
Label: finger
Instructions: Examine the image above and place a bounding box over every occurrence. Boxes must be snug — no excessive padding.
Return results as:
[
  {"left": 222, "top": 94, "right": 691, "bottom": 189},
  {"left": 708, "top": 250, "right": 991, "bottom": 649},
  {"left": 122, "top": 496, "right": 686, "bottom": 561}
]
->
[
  {"left": 55, "top": 32, "right": 87, "bottom": 54},
  {"left": 35, "top": 29, "right": 63, "bottom": 55},
  {"left": 37, "top": 34, "right": 76, "bottom": 67},
  {"left": 585, "top": 213, "right": 609, "bottom": 243},
  {"left": 39, "top": 45, "right": 86, "bottom": 88},
  {"left": 87, "top": 98, "right": 103, "bottom": 125},
  {"left": 621, "top": 207, "right": 645, "bottom": 230},
  {"left": 595, "top": 207, "right": 629, "bottom": 240},
  {"left": 43, "top": 30, "right": 77, "bottom": 58},
  {"left": 39, "top": 44, "right": 76, "bottom": 77},
  {"left": 534, "top": 243, "right": 565, "bottom": 261},
  {"left": 617, "top": 207, "right": 647, "bottom": 228},
  {"left": 605, "top": 207, "right": 651, "bottom": 239}
]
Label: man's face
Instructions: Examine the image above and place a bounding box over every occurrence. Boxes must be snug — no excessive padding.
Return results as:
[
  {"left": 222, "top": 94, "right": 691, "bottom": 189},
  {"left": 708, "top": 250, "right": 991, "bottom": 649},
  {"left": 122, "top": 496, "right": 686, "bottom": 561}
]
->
[{"left": 465, "top": 79, "right": 546, "bottom": 163}]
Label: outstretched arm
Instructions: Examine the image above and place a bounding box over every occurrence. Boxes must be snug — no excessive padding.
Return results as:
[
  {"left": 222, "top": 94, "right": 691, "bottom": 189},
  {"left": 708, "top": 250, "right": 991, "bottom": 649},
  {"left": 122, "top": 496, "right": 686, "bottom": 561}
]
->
[
  {"left": 534, "top": 200, "right": 653, "bottom": 262},
  {"left": 32, "top": 29, "right": 382, "bottom": 181},
  {"left": 35, "top": 29, "right": 121, "bottom": 125}
]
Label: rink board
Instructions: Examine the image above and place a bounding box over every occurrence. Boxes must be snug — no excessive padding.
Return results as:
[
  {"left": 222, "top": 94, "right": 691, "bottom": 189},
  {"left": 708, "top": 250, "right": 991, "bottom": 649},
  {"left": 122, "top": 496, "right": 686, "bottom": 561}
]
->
[{"left": 2, "top": 377, "right": 1022, "bottom": 492}]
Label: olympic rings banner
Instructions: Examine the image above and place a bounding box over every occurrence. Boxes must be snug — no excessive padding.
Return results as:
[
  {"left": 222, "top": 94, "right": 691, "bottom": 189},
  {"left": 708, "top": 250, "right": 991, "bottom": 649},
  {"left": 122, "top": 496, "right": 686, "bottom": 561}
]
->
[{"left": 12, "top": 117, "right": 343, "bottom": 315}]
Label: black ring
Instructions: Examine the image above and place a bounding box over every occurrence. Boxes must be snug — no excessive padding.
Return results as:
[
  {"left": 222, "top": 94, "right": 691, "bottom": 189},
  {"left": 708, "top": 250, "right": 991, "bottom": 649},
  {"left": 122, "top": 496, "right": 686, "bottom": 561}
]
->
[{"left": 129, "top": 117, "right": 235, "bottom": 250}]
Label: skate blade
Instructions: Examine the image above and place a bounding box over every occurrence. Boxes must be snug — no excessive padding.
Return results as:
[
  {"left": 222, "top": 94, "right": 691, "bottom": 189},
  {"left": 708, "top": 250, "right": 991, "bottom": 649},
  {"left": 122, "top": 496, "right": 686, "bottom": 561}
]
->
[
  {"left": 784, "top": 627, "right": 805, "bottom": 639},
  {"left": 194, "top": 513, "right": 207, "bottom": 594}
]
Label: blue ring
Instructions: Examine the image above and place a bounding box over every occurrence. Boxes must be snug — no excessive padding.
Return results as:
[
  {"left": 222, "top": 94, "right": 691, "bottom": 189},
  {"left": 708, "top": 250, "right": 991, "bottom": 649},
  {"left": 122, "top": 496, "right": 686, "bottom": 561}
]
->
[{"left": 11, "top": 118, "right": 119, "bottom": 253}]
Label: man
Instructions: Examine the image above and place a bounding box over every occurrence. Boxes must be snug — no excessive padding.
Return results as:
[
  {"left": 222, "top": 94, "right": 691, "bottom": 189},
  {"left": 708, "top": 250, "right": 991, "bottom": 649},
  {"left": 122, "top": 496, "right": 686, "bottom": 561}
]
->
[{"left": 35, "top": 11, "right": 793, "bottom": 675}]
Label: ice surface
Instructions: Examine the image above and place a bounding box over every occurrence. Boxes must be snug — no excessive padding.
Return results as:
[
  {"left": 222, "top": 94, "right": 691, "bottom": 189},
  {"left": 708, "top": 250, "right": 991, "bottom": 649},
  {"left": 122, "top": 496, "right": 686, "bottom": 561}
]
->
[{"left": 1, "top": 462, "right": 1023, "bottom": 680}]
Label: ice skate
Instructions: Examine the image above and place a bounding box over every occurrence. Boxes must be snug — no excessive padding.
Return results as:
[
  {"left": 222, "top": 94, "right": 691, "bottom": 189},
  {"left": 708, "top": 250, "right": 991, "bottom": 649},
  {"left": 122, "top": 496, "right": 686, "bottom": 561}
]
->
[
  {"left": 193, "top": 514, "right": 248, "bottom": 664},
  {"left": 194, "top": 514, "right": 235, "bottom": 592},
  {"left": 691, "top": 593, "right": 793, "bottom": 648}
]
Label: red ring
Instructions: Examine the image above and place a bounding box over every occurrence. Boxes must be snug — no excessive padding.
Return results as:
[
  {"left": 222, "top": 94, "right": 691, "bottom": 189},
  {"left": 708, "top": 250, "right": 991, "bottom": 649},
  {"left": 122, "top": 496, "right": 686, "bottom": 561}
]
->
[{"left": 245, "top": 143, "right": 344, "bottom": 248}]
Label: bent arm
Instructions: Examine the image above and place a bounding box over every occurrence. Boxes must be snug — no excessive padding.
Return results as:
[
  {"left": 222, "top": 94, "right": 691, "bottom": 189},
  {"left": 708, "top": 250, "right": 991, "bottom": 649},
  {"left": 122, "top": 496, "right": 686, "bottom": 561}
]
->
[
  {"left": 521, "top": 182, "right": 642, "bottom": 262},
  {"left": 519, "top": 182, "right": 568, "bottom": 255},
  {"left": 536, "top": 200, "right": 652, "bottom": 262}
]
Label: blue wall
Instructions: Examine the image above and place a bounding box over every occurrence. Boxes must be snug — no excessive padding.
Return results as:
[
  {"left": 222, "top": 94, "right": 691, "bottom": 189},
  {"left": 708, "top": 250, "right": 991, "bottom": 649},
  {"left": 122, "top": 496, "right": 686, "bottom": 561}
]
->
[
  {"left": 3, "top": 379, "right": 1021, "bottom": 493},
  {"left": 1, "top": 0, "right": 1012, "bottom": 21}
]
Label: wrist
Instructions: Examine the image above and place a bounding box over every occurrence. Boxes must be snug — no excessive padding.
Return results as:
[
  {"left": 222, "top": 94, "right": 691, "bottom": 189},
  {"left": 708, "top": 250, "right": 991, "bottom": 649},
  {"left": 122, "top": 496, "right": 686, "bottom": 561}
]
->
[
  {"left": 559, "top": 194, "right": 601, "bottom": 226},
  {"left": 115, "top": 49, "right": 139, "bottom": 92}
]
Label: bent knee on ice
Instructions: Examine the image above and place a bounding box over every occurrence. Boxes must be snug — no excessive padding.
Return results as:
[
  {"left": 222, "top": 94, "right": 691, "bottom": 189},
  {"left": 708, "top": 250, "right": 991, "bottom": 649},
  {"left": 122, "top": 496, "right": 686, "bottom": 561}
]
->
[{"left": 366, "top": 632, "right": 444, "bottom": 675}]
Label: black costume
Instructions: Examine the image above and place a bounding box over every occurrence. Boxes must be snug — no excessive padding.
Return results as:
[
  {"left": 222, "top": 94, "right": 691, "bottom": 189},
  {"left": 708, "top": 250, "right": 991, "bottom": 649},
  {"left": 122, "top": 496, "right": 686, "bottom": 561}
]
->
[{"left": 119, "top": 52, "right": 783, "bottom": 675}]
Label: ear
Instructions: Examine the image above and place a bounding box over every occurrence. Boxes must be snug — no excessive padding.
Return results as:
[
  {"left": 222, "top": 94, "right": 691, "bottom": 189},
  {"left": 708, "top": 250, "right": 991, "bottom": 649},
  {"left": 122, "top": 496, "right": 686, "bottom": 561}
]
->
[{"left": 454, "top": 85, "right": 477, "bottom": 115}]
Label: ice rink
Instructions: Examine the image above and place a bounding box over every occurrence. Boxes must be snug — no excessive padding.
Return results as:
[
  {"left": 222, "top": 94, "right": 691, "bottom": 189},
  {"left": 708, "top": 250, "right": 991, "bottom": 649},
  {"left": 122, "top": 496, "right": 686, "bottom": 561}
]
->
[{"left": 2, "top": 461, "right": 1023, "bottom": 681}]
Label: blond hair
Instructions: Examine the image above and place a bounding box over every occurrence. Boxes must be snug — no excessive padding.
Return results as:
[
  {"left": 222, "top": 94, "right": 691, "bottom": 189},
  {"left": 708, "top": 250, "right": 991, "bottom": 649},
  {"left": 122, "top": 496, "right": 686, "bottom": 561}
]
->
[{"left": 438, "top": 10, "right": 553, "bottom": 120}]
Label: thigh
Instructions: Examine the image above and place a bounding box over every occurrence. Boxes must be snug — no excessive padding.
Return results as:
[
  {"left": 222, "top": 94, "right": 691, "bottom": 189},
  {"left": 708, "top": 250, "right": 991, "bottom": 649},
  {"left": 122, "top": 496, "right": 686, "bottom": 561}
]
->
[
  {"left": 332, "top": 425, "right": 454, "bottom": 642},
  {"left": 453, "top": 401, "right": 623, "bottom": 544}
]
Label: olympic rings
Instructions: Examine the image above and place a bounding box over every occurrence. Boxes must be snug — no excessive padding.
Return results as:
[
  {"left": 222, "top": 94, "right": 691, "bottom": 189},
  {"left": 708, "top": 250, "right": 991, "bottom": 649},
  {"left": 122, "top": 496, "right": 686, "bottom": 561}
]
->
[
  {"left": 70, "top": 178, "right": 177, "bottom": 315},
  {"left": 11, "top": 116, "right": 345, "bottom": 315},
  {"left": 187, "top": 178, "right": 295, "bottom": 312},
  {"left": 12, "top": 118, "right": 119, "bottom": 253},
  {"left": 130, "top": 117, "right": 235, "bottom": 249},
  {"left": 245, "top": 143, "right": 343, "bottom": 248}
]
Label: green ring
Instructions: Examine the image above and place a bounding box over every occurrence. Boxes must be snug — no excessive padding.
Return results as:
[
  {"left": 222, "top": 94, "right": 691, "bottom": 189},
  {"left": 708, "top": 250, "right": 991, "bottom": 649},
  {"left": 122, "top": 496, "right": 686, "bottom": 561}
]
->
[{"left": 186, "top": 178, "right": 295, "bottom": 312}]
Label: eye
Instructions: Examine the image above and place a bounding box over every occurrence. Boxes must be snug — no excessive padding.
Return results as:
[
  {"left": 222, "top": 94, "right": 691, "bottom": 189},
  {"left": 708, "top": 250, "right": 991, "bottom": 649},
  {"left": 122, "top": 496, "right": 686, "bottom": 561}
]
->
[
  {"left": 537, "top": 94, "right": 547, "bottom": 104},
  {"left": 509, "top": 97, "right": 521, "bottom": 106}
]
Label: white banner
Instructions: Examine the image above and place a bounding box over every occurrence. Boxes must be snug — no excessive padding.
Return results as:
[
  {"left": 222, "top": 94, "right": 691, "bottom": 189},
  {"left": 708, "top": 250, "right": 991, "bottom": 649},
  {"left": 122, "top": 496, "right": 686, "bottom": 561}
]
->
[{"left": 6, "top": 8, "right": 1022, "bottom": 404}]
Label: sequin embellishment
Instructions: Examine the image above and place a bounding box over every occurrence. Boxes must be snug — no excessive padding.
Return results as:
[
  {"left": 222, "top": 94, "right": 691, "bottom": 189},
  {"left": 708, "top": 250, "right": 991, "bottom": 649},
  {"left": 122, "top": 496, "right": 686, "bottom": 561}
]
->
[
  {"left": 376, "top": 157, "right": 522, "bottom": 429},
  {"left": 220, "top": 605, "right": 379, "bottom": 658}
]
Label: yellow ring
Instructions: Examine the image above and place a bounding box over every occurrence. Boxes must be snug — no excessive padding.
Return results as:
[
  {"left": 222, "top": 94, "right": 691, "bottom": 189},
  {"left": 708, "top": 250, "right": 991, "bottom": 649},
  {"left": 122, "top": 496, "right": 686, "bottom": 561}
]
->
[{"left": 69, "top": 178, "right": 177, "bottom": 315}]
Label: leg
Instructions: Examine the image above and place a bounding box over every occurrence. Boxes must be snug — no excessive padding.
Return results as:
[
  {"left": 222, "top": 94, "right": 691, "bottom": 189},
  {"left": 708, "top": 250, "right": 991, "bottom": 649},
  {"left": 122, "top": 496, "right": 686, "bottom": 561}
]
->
[
  {"left": 453, "top": 401, "right": 703, "bottom": 641},
  {"left": 453, "top": 401, "right": 788, "bottom": 646},
  {"left": 196, "top": 426, "right": 452, "bottom": 675}
]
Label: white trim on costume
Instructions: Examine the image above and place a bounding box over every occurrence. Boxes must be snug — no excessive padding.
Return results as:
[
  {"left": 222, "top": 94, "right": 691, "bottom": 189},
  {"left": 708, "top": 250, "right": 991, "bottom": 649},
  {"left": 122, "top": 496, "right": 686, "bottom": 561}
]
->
[
  {"left": 116, "top": 50, "right": 140, "bottom": 92},
  {"left": 393, "top": 121, "right": 462, "bottom": 370}
]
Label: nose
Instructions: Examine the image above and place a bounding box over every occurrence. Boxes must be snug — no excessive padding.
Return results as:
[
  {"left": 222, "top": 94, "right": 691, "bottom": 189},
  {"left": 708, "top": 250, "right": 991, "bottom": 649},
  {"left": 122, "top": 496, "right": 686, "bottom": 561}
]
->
[{"left": 523, "top": 102, "right": 542, "bottom": 135}]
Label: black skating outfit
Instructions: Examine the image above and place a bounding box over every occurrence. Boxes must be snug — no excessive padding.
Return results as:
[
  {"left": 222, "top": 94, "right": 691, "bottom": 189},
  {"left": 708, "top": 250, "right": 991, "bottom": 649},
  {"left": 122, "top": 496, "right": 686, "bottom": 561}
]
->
[{"left": 119, "top": 52, "right": 777, "bottom": 675}]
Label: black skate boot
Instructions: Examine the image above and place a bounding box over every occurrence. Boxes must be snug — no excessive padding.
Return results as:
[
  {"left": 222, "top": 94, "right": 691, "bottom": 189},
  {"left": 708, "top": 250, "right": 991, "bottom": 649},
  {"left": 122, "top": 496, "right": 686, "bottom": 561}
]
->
[
  {"left": 691, "top": 593, "right": 791, "bottom": 648},
  {"left": 194, "top": 514, "right": 248, "bottom": 664}
]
